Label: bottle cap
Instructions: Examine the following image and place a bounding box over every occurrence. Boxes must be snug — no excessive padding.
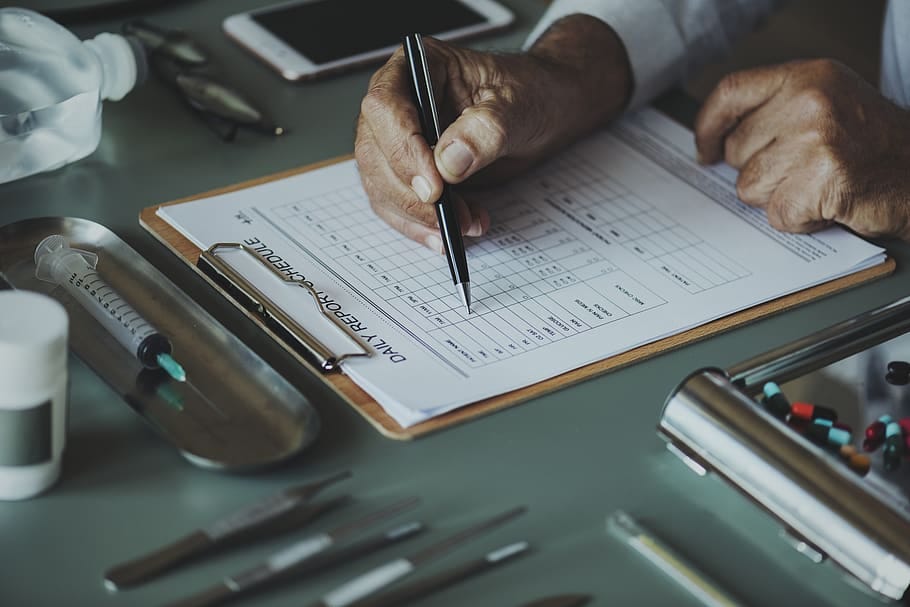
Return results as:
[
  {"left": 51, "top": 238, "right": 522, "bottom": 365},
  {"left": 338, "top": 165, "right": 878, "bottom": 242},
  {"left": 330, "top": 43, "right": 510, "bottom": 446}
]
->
[{"left": 84, "top": 32, "right": 148, "bottom": 101}]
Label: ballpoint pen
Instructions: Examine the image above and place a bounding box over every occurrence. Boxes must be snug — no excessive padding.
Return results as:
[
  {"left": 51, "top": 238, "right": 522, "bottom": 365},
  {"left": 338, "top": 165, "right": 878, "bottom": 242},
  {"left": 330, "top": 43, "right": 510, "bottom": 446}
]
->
[{"left": 403, "top": 33, "right": 472, "bottom": 314}]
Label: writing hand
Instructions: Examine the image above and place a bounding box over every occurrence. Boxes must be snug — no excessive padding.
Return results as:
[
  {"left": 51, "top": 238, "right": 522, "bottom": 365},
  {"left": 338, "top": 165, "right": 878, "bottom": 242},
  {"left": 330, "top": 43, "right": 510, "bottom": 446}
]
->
[
  {"left": 354, "top": 15, "right": 632, "bottom": 250},
  {"left": 695, "top": 59, "right": 910, "bottom": 239}
]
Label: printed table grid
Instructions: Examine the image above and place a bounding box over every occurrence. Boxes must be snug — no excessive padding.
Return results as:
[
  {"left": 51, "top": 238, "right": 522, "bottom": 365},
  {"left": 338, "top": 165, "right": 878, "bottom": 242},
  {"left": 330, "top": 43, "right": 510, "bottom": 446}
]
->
[
  {"left": 269, "top": 147, "right": 749, "bottom": 367},
  {"left": 535, "top": 148, "right": 753, "bottom": 295}
]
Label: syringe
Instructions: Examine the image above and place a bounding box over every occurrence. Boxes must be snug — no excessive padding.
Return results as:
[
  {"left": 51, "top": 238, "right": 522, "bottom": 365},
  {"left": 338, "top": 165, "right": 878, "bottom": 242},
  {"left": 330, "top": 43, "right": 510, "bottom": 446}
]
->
[{"left": 34, "top": 235, "right": 187, "bottom": 382}]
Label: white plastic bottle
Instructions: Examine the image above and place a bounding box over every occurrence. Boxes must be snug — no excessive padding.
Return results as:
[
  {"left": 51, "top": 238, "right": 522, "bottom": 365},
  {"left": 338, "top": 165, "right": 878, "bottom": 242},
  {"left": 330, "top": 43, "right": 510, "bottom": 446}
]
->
[
  {"left": 0, "top": 7, "right": 146, "bottom": 185},
  {"left": 0, "top": 290, "right": 68, "bottom": 500}
]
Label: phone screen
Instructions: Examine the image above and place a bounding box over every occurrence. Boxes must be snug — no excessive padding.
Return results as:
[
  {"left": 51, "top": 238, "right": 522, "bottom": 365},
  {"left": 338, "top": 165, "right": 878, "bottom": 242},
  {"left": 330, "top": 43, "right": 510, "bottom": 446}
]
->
[{"left": 252, "top": 0, "right": 487, "bottom": 65}]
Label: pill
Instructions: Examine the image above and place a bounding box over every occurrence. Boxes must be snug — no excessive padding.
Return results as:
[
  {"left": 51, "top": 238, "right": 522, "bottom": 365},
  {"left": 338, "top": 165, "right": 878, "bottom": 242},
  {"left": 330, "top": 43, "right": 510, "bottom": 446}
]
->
[
  {"left": 761, "top": 382, "right": 791, "bottom": 419},
  {"left": 883, "top": 422, "right": 904, "bottom": 470},
  {"left": 790, "top": 401, "right": 837, "bottom": 422},
  {"left": 883, "top": 436, "right": 904, "bottom": 470},
  {"left": 813, "top": 418, "right": 852, "bottom": 433},
  {"left": 806, "top": 421, "right": 851, "bottom": 447},
  {"left": 838, "top": 445, "right": 871, "bottom": 476},
  {"left": 863, "top": 415, "right": 892, "bottom": 452},
  {"left": 900, "top": 418, "right": 910, "bottom": 452},
  {"left": 786, "top": 416, "right": 809, "bottom": 433}
]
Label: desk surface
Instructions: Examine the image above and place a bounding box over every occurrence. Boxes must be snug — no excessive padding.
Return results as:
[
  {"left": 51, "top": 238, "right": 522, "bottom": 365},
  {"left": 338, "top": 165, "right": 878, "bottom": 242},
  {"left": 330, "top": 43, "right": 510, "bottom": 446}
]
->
[{"left": 2, "top": 1, "right": 909, "bottom": 605}]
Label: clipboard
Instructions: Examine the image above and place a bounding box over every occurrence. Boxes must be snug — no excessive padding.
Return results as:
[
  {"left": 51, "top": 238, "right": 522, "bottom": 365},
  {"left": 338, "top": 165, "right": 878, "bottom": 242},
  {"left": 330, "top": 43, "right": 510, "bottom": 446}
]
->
[{"left": 140, "top": 156, "right": 896, "bottom": 440}]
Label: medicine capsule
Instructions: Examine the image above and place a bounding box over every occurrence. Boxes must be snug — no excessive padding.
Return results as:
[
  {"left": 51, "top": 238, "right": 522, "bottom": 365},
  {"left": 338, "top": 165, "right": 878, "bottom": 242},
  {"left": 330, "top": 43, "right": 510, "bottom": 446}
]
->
[
  {"left": 790, "top": 401, "right": 837, "bottom": 422},
  {"left": 813, "top": 418, "right": 852, "bottom": 433},
  {"left": 883, "top": 422, "right": 904, "bottom": 471},
  {"left": 839, "top": 445, "right": 871, "bottom": 476},
  {"left": 786, "top": 416, "right": 810, "bottom": 433},
  {"left": 863, "top": 414, "right": 892, "bottom": 452},
  {"left": 898, "top": 418, "right": 910, "bottom": 452},
  {"left": 761, "top": 382, "right": 791, "bottom": 419},
  {"left": 806, "top": 420, "right": 851, "bottom": 447}
]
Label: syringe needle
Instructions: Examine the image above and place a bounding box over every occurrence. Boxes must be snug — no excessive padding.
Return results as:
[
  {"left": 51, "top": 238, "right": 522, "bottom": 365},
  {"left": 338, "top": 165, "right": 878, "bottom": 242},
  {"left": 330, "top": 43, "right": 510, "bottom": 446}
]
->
[{"left": 156, "top": 353, "right": 187, "bottom": 382}]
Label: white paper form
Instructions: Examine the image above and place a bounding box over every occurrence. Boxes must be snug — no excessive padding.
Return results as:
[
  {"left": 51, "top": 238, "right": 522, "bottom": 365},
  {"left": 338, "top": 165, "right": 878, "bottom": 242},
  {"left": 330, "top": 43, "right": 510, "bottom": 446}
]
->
[{"left": 158, "top": 108, "right": 886, "bottom": 427}]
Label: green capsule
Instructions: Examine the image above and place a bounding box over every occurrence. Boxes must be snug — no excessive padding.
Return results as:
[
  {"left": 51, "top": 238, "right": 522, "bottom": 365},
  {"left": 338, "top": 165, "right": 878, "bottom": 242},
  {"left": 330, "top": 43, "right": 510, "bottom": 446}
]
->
[{"left": 883, "top": 425, "right": 904, "bottom": 471}]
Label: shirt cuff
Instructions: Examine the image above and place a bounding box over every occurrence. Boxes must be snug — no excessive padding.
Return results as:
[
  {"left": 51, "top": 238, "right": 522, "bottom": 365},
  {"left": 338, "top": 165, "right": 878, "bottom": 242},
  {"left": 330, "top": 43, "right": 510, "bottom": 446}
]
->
[{"left": 524, "top": 0, "right": 686, "bottom": 108}]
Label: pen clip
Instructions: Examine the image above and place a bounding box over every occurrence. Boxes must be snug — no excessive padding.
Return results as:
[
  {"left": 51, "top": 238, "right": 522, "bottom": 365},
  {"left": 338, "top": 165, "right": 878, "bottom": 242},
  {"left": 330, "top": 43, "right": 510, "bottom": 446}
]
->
[{"left": 198, "top": 242, "right": 370, "bottom": 372}]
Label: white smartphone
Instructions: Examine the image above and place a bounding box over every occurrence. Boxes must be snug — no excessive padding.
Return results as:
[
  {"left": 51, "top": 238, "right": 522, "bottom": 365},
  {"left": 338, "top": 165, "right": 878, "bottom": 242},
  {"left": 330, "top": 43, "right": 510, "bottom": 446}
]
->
[{"left": 223, "top": 0, "right": 515, "bottom": 81}]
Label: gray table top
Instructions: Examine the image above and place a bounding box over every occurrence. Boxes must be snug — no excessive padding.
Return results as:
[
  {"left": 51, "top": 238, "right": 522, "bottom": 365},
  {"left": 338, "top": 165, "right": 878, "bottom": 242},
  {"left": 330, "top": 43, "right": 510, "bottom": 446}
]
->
[{"left": 2, "top": 1, "right": 909, "bottom": 605}]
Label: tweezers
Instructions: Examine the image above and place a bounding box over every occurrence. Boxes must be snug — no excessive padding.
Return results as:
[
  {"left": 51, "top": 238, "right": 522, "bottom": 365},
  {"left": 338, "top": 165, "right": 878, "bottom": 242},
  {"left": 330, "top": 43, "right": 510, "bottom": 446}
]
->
[
  {"left": 165, "top": 505, "right": 423, "bottom": 607},
  {"left": 349, "top": 541, "right": 530, "bottom": 607},
  {"left": 104, "top": 471, "right": 350, "bottom": 589},
  {"left": 305, "top": 506, "right": 527, "bottom": 607}
]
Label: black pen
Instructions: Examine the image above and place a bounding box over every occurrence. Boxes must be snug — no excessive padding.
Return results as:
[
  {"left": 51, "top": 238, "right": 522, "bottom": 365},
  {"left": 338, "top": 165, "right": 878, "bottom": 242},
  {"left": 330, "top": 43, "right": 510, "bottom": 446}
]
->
[{"left": 403, "top": 33, "right": 472, "bottom": 314}]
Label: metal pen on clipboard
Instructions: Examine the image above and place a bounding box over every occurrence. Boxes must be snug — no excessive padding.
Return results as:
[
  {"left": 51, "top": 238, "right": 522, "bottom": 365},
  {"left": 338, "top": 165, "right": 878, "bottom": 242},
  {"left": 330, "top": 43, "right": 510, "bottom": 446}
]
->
[{"left": 197, "top": 242, "right": 370, "bottom": 372}]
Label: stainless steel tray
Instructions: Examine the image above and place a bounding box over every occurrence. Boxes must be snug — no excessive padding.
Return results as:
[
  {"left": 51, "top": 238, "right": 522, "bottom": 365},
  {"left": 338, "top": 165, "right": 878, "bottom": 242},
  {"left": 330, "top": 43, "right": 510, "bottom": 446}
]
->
[
  {"left": 0, "top": 217, "right": 320, "bottom": 471},
  {"left": 659, "top": 296, "right": 910, "bottom": 601}
]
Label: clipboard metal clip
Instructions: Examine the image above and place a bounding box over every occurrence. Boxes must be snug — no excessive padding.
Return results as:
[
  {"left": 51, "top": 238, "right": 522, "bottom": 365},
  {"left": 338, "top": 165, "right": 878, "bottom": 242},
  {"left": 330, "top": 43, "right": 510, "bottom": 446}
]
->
[{"left": 198, "top": 242, "right": 370, "bottom": 372}]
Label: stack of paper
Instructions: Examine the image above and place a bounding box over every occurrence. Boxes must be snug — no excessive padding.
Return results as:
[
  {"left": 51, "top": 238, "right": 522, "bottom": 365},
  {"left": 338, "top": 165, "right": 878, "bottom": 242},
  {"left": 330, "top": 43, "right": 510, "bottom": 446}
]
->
[{"left": 157, "top": 109, "right": 886, "bottom": 427}]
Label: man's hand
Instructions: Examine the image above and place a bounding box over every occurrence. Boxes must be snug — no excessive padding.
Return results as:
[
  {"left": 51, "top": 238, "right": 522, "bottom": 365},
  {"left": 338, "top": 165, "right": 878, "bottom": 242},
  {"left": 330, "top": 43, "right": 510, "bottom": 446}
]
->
[
  {"left": 695, "top": 59, "right": 910, "bottom": 240},
  {"left": 354, "top": 15, "right": 632, "bottom": 251}
]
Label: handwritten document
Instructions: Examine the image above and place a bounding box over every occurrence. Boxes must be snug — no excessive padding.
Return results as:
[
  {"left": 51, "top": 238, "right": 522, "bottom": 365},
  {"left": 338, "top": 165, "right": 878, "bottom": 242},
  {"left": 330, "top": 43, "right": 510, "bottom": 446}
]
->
[{"left": 158, "top": 109, "right": 886, "bottom": 427}]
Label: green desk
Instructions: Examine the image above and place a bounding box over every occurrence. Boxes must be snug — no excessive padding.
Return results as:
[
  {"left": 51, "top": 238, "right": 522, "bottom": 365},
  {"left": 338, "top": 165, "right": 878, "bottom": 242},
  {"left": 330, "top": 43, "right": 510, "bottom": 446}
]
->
[{"left": 2, "top": 1, "right": 908, "bottom": 605}]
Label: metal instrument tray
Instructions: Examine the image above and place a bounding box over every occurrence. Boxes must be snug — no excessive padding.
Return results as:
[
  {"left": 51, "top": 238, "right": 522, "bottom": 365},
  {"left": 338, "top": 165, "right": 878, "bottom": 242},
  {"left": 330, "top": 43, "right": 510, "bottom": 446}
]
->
[
  {"left": 0, "top": 217, "right": 319, "bottom": 471},
  {"left": 659, "top": 296, "right": 910, "bottom": 601}
]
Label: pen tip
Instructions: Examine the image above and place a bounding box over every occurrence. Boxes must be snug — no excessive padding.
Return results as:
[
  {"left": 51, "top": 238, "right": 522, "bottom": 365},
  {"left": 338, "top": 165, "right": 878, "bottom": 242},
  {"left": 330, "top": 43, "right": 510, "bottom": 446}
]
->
[{"left": 457, "top": 282, "right": 472, "bottom": 315}]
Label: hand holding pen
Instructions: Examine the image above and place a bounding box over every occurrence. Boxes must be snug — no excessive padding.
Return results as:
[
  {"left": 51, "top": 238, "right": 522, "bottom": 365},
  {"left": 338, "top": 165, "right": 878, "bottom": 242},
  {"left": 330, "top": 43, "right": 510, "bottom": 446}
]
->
[
  {"left": 354, "top": 20, "right": 631, "bottom": 252},
  {"left": 356, "top": 36, "right": 491, "bottom": 257}
]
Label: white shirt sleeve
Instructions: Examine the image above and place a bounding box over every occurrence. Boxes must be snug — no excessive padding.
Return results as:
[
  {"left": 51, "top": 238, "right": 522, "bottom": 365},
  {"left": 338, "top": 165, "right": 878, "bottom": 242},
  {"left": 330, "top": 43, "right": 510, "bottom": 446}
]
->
[
  {"left": 525, "top": 0, "right": 786, "bottom": 108},
  {"left": 880, "top": 0, "right": 910, "bottom": 108}
]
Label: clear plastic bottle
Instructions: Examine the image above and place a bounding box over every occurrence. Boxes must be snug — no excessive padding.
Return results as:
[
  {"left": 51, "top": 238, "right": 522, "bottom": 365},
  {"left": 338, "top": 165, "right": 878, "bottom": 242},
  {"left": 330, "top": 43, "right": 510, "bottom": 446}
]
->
[{"left": 0, "top": 7, "right": 146, "bottom": 185}]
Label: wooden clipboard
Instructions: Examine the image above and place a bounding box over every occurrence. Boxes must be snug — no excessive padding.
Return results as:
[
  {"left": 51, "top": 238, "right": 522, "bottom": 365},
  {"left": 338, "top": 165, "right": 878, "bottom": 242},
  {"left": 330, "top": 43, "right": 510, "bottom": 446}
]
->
[{"left": 140, "top": 156, "right": 896, "bottom": 440}]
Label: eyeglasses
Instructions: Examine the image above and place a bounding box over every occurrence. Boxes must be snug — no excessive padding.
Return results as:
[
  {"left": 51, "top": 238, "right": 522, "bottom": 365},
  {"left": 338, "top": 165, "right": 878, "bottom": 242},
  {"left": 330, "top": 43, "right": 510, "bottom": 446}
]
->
[{"left": 123, "top": 20, "right": 286, "bottom": 142}]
